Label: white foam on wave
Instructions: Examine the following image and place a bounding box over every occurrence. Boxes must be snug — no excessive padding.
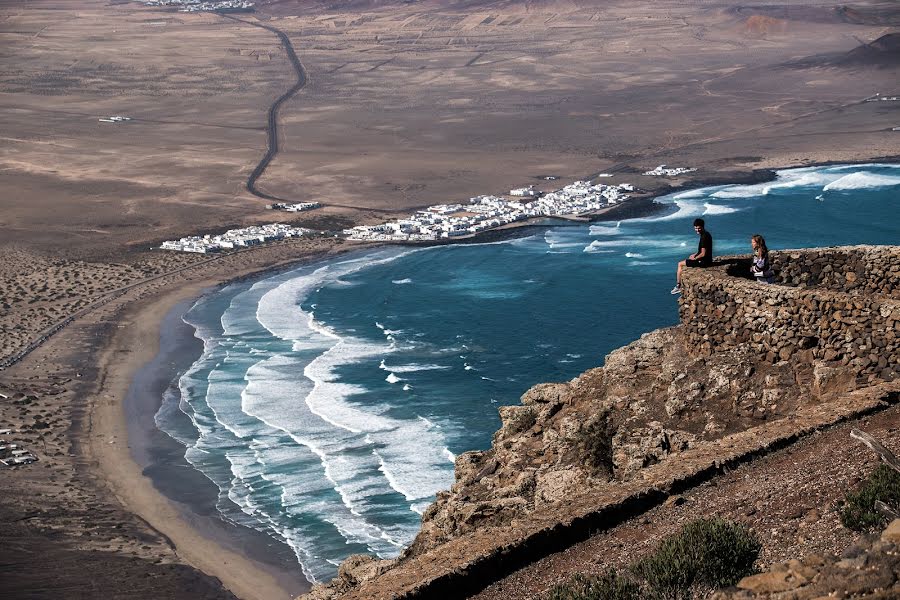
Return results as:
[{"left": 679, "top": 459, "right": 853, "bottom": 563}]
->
[
  {"left": 543, "top": 230, "right": 584, "bottom": 250},
  {"left": 380, "top": 360, "right": 451, "bottom": 373},
  {"left": 298, "top": 318, "right": 455, "bottom": 508},
  {"left": 672, "top": 188, "right": 708, "bottom": 200},
  {"left": 647, "top": 198, "right": 707, "bottom": 222},
  {"left": 392, "top": 278, "right": 413, "bottom": 285},
  {"left": 624, "top": 252, "right": 644, "bottom": 258},
  {"left": 385, "top": 372, "right": 401, "bottom": 384},
  {"left": 218, "top": 280, "right": 274, "bottom": 337},
  {"left": 589, "top": 224, "right": 622, "bottom": 236},
  {"left": 256, "top": 268, "right": 331, "bottom": 344},
  {"left": 240, "top": 356, "right": 416, "bottom": 558},
  {"left": 257, "top": 249, "right": 417, "bottom": 344},
  {"left": 584, "top": 236, "right": 688, "bottom": 254},
  {"left": 823, "top": 171, "right": 900, "bottom": 191},
  {"left": 371, "top": 424, "right": 454, "bottom": 506},
  {"left": 702, "top": 202, "right": 739, "bottom": 215},
  {"left": 302, "top": 325, "right": 392, "bottom": 433},
  {"left": 375, "top": 322, "right": 403, "bottom": 338},
  {"left": 629, "top": 260, "right": 662, "bottom": 266},
  {"left": 583, "top": 241, "right": 616, "bottom": 253}
]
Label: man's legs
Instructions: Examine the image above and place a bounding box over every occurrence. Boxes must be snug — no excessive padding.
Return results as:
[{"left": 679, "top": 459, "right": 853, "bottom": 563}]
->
[{"left": 672, "top": 260, "right": 686, "bottom": 294}]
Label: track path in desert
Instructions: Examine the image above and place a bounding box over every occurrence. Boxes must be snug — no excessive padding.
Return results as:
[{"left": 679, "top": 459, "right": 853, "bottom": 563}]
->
[{"left": 222, "top": 14, "right": 309, "bottom": 202}]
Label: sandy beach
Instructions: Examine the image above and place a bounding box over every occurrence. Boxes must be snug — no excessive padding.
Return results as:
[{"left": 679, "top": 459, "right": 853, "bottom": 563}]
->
[{"left": 89, "top": 274, "right": 308, "bottom": 600}]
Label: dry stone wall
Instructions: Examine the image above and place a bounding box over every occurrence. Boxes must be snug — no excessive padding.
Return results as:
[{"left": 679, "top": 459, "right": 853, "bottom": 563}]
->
[
  {"left": 679, "top": 246, "right": 900, "bottom": 382},
  {"left": 771, "top": 245, "right": 900, "bottom": 297}
]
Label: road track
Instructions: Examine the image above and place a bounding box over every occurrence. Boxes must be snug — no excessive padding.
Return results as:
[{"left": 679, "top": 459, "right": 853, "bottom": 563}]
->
[{"left": 223, "top": 14, "right": 308, "bottom": 202}]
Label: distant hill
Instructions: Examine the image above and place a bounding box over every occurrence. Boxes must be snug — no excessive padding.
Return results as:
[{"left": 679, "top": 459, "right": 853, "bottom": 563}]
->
[
  {"left": 784, "top": 32, "right": 900, "bottom": 70},
  {"left": 727, "top": 3, "right": 900, "bottom": 26},
  {"left": 841, "top": 32, "right": 900, "bottom": 66}
]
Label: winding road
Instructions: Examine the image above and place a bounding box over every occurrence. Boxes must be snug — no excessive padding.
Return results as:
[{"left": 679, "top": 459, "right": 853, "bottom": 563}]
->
[{"left": 223, "top": 14, "right": 308, "bottom": 202}]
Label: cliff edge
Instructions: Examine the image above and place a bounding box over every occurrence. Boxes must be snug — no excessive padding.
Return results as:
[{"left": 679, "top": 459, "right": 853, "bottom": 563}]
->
[{"left": 303, "top": 245, "right": 900, "bottom": 600}]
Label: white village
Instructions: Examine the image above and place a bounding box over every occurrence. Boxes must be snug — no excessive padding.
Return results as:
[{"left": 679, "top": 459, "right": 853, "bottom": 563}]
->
[
  {"left": 160, "top": 223, "right": 308, "bottom": 253},
  {"left": 141, "top": 0, "right": 254, "bottom": 12},
  {"left": 343, "top": 180, "right": 635, "bottom": 242},
  {"left": 158, "top": 175, "right": 665, "bottom": 251},
  {"left": 643, "top": 164, "right": 698, "bottom": 177}
]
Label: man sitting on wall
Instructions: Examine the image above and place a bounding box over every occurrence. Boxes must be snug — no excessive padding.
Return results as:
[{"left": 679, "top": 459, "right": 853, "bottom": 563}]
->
[{"left": 671, "top": 218, "right": 713, "bottom": 295}]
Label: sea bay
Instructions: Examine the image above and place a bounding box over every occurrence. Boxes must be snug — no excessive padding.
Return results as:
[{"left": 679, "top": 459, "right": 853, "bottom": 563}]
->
[{"left": 155, "top": 163, "right": 900, "bottom": 583}]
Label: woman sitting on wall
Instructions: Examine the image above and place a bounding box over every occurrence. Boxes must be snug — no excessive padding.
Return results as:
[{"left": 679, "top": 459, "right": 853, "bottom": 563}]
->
[{"left": 751, "top": 234, "right": 775, "bottom": 284}]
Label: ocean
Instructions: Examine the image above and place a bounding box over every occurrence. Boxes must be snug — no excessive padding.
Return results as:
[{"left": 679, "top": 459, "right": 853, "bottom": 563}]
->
[{"left": 154, "top": 163, "right": 900, "bottom": 583}]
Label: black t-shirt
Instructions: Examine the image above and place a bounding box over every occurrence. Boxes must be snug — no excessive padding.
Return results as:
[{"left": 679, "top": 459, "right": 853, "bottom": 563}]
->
[{"left": 697, "top": 230, "right": 713, "bottom": 265}]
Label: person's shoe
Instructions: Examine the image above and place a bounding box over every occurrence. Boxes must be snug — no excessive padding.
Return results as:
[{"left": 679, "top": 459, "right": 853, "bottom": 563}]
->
[{"left": 670, "top": 285, "right": 682, "bottom": 295}]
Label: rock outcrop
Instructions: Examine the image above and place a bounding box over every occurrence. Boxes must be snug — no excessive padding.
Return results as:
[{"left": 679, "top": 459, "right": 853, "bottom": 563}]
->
[{"left": 713, "top": 519, "right": 900, "bottom": 599}]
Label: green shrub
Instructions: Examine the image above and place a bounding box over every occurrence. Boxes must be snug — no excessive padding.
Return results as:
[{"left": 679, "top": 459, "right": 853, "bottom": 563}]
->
[
  {"left": 838, "top": 464, "right": 900, "bottom": 532},
  {"left": 632, "top": 518, "right": 761, "bottom": 600},
  {"left": 544, "top": 571, "right": 641, "bottom": 600},
  {"left": 575, "top": 417, "right": 615, "bottom": 473}
]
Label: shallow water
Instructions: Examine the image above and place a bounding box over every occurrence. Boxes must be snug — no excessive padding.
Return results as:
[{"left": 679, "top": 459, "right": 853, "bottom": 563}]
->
[{"left": 155, "top": 163, "right": 900, "bottom": 582}]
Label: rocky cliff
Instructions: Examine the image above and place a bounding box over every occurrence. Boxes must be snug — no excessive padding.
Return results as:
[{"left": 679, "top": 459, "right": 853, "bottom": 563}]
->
[{"left": 303, "top": 245, "right": 900, "bottom": 600}]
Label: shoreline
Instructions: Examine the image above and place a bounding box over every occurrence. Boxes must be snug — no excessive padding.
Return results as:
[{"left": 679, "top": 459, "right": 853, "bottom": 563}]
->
[
  {"left": 84, "top": 245, "right": 363, "bottom": 600},
  {"left": 90, "top": 277, "right": 306, "bottom": 600},
  {"left": 125, "top": 297, "right": 312, "bottom": 596},
  {"left": 82, "top": 160, "right": 899, "bottom": 600}
]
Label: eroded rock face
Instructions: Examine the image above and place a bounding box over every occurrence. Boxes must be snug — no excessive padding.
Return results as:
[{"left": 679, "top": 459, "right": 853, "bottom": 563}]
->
[
  {"left": 402, "top": 327, "right": 859, "bottom": 557},
  {"left": 311, "top": 324, "right": 883, "bottom": 599},
  {"left": 304, "top": 555, "right": 396, "bottom": 600}
]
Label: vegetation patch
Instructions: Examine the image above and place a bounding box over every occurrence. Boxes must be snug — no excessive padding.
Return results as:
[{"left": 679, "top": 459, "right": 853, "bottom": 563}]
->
[
  {"left": 574, "top": 416, "right": 615, "bottom": 473},
  {"left": 545, "top": 519, "right": 760, "bottom": 600},
  {"left": 544, "top": 571, "right": 640, "bottom": 600},
  {"left": 838, "top": 464, "right": 900, "bottom": 532},
  {"left": 633, "top": 518, "right": 761, "bottom": 599}
]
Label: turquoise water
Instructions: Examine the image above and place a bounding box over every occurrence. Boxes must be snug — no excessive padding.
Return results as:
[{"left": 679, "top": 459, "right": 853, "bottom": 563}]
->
[{"left": 155, "top": 164, "right": 900, "bottom": 582}]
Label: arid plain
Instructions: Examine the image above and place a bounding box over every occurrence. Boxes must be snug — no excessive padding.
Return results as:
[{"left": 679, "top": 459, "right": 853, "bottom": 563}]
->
[{"left": 0, "top": 0, "right": 898, "bottom": 598}]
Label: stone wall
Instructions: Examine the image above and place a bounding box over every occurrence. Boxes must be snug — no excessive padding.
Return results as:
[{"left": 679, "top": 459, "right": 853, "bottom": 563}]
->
[
  {"left": 679, "top": 246, "right": 900, "bottom": 381},
  {"left": 770, "top": 245, "right": 900, "bottom": 297}
]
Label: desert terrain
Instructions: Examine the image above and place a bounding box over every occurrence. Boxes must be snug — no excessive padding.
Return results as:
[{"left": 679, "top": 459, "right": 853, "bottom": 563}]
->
[{"left": 0, "top": 0, "right": 898, "bottom": 598}]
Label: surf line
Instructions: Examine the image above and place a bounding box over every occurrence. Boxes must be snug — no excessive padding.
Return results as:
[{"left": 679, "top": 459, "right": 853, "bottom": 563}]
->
[{"left": 221, "top": 14, "right": 308, "bottom": 202}]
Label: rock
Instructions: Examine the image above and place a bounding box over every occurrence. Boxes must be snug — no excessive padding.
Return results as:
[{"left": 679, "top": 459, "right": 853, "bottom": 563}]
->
[
  {"left": 664, "top": 494, "right": 686, "bottom": 507},
  {"left": 812, "top": 363, "right": 856, "bottom": 398},
  {"left": 882, "top": 518, "right": 900, "bottom": 544},
  {"left": 535, "top": 469, "right": 583, "bottom": 506},
  {"left": 736, "top": 568, "right": 803, "bottom": 593},
  {"left": 521, "top": 382, "right": 569, "bottom": 406},
  {"left": 612, "top": 423, "right": 696, "bottom": 476}
]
